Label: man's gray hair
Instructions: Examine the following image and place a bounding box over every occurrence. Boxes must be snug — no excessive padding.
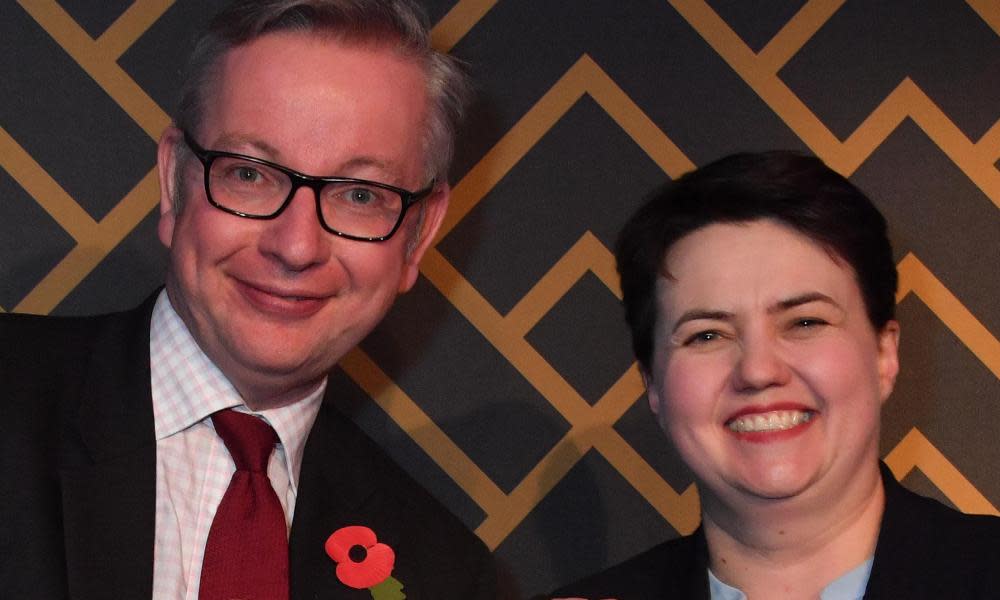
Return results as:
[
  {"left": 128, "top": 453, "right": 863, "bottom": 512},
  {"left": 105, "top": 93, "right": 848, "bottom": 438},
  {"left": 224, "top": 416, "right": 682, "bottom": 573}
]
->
[{"left": 174, "top": 0, "right": 470, "bottom": 188}]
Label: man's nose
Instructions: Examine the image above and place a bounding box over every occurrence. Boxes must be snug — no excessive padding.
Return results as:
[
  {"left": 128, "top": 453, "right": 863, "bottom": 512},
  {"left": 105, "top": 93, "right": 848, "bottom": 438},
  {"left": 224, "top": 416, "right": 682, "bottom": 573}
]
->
[
  {"left": 731, "top": 331, "right": 791, "bottom": 392},
  {"left": 257, "top": 187, "right": 331, "bottom": 271}
]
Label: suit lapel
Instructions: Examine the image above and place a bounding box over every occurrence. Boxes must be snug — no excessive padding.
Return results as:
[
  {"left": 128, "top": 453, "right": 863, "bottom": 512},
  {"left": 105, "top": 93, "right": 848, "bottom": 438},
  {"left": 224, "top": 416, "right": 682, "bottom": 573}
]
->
[
  {"left": 289, "top": 399, "right": 380, "bottom": 599},
  {"left": 59, "top": 298, "right": 158, "bottom": 599}
]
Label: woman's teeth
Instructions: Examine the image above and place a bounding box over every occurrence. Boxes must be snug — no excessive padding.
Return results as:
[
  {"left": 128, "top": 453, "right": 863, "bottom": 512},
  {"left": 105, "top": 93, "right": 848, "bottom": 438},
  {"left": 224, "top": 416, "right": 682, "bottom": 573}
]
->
[{"left": 727, "top": 410, "right": 813, "bottom": 433}]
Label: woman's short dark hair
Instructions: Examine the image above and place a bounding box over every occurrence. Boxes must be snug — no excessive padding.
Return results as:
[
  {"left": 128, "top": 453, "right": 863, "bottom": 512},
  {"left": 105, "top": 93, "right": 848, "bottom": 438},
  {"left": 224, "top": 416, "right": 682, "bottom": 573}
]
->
[{"left": 616, "top": 151, "right": 897, "bottom": 371}]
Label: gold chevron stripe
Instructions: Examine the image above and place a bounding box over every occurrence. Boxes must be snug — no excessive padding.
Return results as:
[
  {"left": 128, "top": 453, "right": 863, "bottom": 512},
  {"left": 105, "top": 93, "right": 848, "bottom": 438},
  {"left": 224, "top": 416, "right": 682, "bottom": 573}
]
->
[
  {"left": 441, "top": 53, "right": 694, "bottom": 243},
  {"left": 975, "top": 118, "right": 1000, "bottom": 161},
  {"left": 96, "top": 0, "right": 176, "bottom": 60},
  {"left": 474, "top": 428, "right": 586, "bottom": 548},
  {"left": 0, "top": 126, "right": 97, "bottom": 240},
  {"left": 897, "top": 253, "right": 1000, "bottom": 380},
  {"left": 757, "top": 0, "right": 846, "bottom": 72},
  {"left": 15, "top": 168, "right": 161, "bottom": 314},
  {"left": 339, "top": 347, "right": 507, "bottom": 516},
  {"left": 885, "top": 428, "right": 999, "bottom": 516},
  {"left": 967, "top": 0, "right": 1000, "bottom": 37},
  {"left": 595, "top": 431, "right": 700, "bottom": 534},
  {"left": 476, "top": 363, "right": 696, "bottom": 548},
  {"left": 18, "top": 0, "right": 170, "bottom": 139},
  {"left": 430, "top": 0, "right": 498, "bottom": 53},
  {"left": 505, "top": 232, "right": 619, "bottom": 337},
  {"left": 670, "top": 0, "right": 1000, "bottom": 208},
  {"left": 421, "top": 248, "right": 593, "bottom": 422}
]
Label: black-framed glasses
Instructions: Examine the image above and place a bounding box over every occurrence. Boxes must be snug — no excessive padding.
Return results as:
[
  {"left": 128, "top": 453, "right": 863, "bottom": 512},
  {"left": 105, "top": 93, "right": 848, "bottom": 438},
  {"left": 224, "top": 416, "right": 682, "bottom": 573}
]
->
[{"left": 182, "top": 131, "right": 434, "bottom": 242}]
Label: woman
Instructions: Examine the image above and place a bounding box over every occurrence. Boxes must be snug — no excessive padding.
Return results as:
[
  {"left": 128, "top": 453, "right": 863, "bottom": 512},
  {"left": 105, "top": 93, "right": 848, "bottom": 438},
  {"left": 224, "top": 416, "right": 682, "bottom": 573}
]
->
[{"left": 549, "top": 152, "right": 1000, "bottom": 599}]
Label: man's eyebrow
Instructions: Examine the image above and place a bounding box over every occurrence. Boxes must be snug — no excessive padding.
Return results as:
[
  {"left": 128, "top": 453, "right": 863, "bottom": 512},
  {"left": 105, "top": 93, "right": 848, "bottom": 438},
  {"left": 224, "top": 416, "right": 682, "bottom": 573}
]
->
[
  {"left": 769, "top": 291, "right": 840, "bottom": 313},
  {"left": 671, "top": 309, "right": 733, "bottom": 334},
  {"left": 214, "top": 134, "right": 281, "bottom": 158},
  {"left": 211, "top": 135, "right": 398, "bottom": 177},
  {"left": 338, "top": 156, "right": 396, "bottom": 175}
]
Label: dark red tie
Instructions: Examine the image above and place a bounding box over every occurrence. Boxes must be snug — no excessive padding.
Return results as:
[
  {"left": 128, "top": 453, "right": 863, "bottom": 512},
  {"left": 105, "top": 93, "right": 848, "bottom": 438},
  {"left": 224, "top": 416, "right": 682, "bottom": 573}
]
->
[{"left": 199, "top": 409, "right": 289, "bottom": 600}]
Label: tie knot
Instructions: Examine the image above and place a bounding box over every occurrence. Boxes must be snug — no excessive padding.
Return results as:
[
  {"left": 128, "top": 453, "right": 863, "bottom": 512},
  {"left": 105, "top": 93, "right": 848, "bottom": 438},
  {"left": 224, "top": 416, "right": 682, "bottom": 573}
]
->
[{"left": 211, "top": 409, "right": 278, "bottom": 472}]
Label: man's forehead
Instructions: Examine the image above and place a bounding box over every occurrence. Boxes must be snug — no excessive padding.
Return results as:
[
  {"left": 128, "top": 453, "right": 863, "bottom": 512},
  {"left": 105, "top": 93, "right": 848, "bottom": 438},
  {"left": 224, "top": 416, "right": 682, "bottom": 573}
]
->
[{"left": 195, "top": 30, "right": 430, "bottom": 180}]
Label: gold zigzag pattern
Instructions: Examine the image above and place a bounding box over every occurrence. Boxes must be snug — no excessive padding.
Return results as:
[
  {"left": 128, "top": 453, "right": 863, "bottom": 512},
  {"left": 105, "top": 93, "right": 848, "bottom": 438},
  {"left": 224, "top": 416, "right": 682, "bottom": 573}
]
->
[
  {"left": 886, "top": 427, "right": 999, "bottom": 516},
  {"left": 669, "top": 0, "right": 1000, "bottom": 203},
  {"left": 430, "top": 0, "right": 498, "bottom": 53},
  {"left": 897, "top": 253, "right": 1000, "bottom": 380},
  {"left": 1, "top": 0, "right": 997, "bottom": 552},
  {"left": 3, "top": 0, "right": 172, "bottom": 314}
]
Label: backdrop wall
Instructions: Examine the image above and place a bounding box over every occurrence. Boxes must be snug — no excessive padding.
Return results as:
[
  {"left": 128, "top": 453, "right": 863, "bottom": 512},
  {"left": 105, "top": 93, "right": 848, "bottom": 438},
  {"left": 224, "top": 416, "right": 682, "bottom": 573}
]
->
[{"left": 2, "top": 1, "right": 998, "bottom": 597}]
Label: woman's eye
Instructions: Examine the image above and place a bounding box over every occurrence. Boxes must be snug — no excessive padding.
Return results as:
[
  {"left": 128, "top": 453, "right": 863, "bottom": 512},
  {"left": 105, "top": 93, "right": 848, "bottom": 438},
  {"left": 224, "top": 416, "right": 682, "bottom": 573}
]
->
[
  {"left": 787, "top": 318, "right": 830, "bottom": 337},
  {"left": 684, "top": 331, "right": 722, "bottom": 346},
  {"left": 794, "top": 318, "right": 827, "bottom": 328}
]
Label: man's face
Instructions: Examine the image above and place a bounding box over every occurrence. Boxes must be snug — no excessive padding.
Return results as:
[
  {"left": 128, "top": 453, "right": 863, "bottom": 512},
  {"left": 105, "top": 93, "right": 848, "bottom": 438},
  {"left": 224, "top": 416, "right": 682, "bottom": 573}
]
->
[
  {"left": 156, "top": 32, "right": 447, "bottom": 408},
  {"left": 646, "top": 220, "right": 899, "bottom": 512}
]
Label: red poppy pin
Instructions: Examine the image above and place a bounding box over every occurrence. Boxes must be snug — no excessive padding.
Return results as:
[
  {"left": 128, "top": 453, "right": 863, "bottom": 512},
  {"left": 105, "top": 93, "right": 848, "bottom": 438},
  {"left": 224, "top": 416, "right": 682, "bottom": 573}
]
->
[{"left": 325, "top": 525, "right": 405, "bottom": 599}]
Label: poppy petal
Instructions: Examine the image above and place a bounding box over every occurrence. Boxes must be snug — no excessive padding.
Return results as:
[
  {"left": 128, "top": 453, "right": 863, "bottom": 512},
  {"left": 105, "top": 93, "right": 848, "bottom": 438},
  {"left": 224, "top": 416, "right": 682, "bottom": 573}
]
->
[
  {"left": 325, "top": 525, "right": 377, "bottom": 563},
  {"left": 335, "top": 542, "right": 395, "bottom": 589}
]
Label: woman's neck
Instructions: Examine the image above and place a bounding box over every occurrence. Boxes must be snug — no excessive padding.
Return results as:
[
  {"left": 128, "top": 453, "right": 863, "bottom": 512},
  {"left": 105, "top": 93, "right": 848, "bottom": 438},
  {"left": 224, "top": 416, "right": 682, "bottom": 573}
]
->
[{"left": 702, "top": 463, "right": 884, "bottom": 600}]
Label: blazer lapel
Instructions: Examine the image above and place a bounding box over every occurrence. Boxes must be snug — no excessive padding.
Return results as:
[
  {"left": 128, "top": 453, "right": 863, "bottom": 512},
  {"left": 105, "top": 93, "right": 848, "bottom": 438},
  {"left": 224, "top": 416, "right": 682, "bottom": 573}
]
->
[
  {"left": 863, "top": 462, "right": 929, "bottom": 599},
  {"left": 59, "top": 299, "right": 158, "bottom": 600},
  {"left": 289, "top": 399, "right": 380, "bottom": 599}
]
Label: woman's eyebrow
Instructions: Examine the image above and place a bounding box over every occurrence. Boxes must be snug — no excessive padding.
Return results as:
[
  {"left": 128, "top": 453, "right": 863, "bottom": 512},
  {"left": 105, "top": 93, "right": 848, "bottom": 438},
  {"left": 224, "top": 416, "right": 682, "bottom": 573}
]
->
[
  {"left": 769, "top": 292, "right": 840, "bottom": 314},
  {"left": 671, "top": 309, "right": 733, "bottom": 334}
]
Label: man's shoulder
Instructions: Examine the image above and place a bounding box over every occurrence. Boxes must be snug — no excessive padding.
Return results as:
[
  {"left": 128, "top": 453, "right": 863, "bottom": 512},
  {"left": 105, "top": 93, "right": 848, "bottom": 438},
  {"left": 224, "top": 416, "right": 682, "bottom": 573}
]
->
[
  {"left": 317, "top": 399, "right": 489, "bottom": 545},
  {"left": 0, "top": 301, "right": 152, "bottom": 374},
  {"left": 546, "top": 533, "right": 705, "bottom": 600},
  {"left": 0, "top": 310, "right": 94, "bottom": 340},
  {"left": 296, "top": 399, "right": 497, "bottom": 597},
  {"left": 0, "top": 311, "right": 97, "bottom": 382},
  {"left": 0, "top": 299, "right": 155, "bottom": 353}
]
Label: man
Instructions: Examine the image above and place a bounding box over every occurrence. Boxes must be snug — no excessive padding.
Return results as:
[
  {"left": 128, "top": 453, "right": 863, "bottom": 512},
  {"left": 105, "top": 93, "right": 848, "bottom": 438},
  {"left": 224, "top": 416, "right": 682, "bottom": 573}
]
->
[{"left": 0, "top": 1, "right": 495, "bottom": 598}]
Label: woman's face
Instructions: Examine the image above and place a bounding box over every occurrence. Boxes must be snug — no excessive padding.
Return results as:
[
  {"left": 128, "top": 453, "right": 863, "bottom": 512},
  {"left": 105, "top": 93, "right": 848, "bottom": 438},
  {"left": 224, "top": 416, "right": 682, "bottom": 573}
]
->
[{"left": 647, "top": 219, "right": 899, "bottom": 508}]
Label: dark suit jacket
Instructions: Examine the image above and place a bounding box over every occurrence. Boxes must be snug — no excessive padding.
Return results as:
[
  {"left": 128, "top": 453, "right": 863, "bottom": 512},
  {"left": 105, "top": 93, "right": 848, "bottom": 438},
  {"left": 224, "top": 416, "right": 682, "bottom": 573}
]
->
[
  {"left": 0, "top": 296, "right": 496, "bottom": 599},
  {"left": 548, "top": 463, "right": 1000, "bottom": 599}
]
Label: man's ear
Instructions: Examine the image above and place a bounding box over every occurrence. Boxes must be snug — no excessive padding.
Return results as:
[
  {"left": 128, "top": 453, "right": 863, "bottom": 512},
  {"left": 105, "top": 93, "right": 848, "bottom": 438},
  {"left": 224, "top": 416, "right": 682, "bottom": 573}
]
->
[
  {"left": 156, "top": 126, "right": 184, "bottom": 249},
  {"left": 397, "top": 183, "right": 449, "bottom": 293},
  {"left": 876, "top": 320, "right": 901, "bottom": 404}
]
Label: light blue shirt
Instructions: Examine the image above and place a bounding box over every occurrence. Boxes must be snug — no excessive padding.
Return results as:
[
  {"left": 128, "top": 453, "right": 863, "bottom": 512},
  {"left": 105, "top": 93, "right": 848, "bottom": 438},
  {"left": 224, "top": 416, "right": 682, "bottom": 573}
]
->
[{"left": 708, "top": 556, "right": 874, "bottom": 600}]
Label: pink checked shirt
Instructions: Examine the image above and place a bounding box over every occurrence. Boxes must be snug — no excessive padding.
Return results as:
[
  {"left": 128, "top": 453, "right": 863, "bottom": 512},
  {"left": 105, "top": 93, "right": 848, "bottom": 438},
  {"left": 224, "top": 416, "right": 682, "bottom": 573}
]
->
[{"left": 149, "top": 291, "right": 324, "bottom": 599}]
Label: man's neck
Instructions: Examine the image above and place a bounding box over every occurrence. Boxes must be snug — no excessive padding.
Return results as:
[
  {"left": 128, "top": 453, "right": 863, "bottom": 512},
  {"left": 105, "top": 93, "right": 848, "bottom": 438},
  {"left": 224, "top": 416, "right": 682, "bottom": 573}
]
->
[
  {"left": 702, "top": 463, "right": 884, "bottom": 600},
  {"left": 235, "top": 377, "right": 326, "bottom": 412}
]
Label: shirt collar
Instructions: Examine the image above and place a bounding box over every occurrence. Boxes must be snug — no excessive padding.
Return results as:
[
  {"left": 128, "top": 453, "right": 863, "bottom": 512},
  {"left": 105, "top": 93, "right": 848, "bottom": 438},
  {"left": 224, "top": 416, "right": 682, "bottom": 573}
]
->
[
  {"left": 708, "top": 556, "right": 874, "bottom": 600},
  {"left": 150, "top": 289, "right": 325, "bottom": 494}
]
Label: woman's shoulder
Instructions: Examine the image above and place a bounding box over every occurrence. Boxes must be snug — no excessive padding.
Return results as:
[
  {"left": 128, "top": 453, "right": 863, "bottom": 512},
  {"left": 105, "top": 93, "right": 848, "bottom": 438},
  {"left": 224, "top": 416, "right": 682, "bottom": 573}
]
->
[
  {"left": 544, "top": 531, "right": 707, "bottom": 600},
  {"left": 868, "top": 464, "right": 1000, "bottom": 597}
]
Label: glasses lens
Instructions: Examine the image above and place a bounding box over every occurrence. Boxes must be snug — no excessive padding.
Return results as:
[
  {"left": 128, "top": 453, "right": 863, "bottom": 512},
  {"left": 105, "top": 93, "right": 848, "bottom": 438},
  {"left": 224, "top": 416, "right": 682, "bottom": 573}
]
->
[
  {"left": 208, "top": 156, "right": 291, "bottom": 216},
  {"left": 320, "top": 182, "right": 404, "bottom": 239}
]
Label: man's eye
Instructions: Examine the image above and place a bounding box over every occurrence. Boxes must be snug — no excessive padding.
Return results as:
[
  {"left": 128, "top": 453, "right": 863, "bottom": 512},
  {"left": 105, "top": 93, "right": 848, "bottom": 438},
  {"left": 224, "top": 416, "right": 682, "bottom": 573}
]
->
[
  {"left": 346, "top": 188, "right": 377, "bottom": 205},
  {"left": 231, "top": 166, "right": 264, "bottom": 183}
]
